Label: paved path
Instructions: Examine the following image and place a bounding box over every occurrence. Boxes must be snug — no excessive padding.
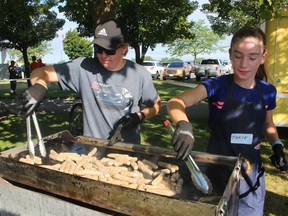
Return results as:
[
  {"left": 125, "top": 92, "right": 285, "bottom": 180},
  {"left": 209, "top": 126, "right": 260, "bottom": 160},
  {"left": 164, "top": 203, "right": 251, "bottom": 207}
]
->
[
  {"left": 160, "top": 80, "right": 208, "bottom": 119},
  {"left": 0, "top": 97, "right": 81, "bottom": 115},
  {"left": 0, "top": 80, "right": 208, "bottom": 119}
]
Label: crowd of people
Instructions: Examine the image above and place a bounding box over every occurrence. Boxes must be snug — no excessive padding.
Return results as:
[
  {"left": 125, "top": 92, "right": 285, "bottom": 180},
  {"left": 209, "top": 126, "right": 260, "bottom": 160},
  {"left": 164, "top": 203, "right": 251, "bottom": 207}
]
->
[
  {"left": 19, "top": 19, "right": 287, "bottom": 215},
  {"left": 8, "top": 56, "right": 46, "bottom": 95}
]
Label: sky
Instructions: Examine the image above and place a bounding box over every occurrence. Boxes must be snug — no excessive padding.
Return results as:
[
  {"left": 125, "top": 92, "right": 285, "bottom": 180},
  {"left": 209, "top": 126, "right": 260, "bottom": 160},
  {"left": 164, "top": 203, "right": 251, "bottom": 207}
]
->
[{"left": 43, "top": 0, "right": 232, "bottom": 64}]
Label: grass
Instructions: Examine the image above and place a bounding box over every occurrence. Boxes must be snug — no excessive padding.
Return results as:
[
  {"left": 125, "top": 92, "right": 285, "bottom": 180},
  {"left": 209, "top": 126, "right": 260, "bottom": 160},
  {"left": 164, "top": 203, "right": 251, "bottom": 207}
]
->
[{"left": 0, "top": 79, "right": 287, "bottom": 215}]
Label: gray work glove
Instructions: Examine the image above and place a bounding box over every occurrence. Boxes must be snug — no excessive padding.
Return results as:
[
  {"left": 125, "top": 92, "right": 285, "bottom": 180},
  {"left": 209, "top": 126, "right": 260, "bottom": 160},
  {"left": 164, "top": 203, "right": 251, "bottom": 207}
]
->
[
  {"left": 172, "top": 121, "right": 195, "bottom": 160},
  {"left": 117, "top": 112, "right": 144, "bottom": 130},
  {"left": 21, "top": 83, "right": 47, "bottom": 117},
  {"left": 271, "top": 144, "right": 288, "bottom": 171}
]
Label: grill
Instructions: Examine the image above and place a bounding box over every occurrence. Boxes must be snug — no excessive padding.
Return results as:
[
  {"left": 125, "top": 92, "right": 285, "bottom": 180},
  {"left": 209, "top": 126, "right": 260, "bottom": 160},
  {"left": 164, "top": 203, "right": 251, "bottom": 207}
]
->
[{"left": 0, "top": 130, "right": 241, "bottom": 216}]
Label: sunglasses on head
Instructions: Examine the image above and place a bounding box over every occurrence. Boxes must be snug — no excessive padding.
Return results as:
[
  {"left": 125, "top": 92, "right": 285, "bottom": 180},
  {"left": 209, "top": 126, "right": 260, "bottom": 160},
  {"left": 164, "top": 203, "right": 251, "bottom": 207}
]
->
[{"left": 95, "top": 45, "right": 117, "bottom": 55}]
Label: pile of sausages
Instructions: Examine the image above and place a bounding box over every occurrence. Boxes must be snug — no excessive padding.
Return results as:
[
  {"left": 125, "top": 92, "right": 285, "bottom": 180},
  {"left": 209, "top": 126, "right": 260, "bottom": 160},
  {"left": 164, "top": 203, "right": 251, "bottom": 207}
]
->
[{"left": 19, "top": 147, "right": 183, "bottom": 197}]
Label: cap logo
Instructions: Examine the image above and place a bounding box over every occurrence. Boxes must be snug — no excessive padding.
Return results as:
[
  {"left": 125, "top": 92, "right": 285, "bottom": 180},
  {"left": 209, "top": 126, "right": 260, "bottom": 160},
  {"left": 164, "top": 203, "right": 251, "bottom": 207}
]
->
[{"left": 98, "top": 28, "right": 107, "bottom": 36}]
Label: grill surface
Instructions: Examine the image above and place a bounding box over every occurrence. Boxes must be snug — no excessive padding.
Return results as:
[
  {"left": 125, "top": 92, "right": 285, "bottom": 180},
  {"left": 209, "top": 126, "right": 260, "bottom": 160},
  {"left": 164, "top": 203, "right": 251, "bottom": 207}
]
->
[{"left": 0, "top": 130, "right": 241, "bottom": 216}]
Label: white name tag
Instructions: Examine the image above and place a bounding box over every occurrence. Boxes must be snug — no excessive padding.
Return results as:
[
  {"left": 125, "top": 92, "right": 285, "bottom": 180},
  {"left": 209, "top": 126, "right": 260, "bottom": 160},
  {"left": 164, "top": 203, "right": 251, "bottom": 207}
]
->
[{"left": 230, "top": 133, "right": 253, "bottom": 145}]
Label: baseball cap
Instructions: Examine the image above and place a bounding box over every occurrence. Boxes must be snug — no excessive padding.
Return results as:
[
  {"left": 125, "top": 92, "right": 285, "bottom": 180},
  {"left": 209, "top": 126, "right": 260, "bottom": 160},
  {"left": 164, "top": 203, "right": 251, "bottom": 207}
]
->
[{"left": 92, "top": 19, "right": 126, "bottom": 50}]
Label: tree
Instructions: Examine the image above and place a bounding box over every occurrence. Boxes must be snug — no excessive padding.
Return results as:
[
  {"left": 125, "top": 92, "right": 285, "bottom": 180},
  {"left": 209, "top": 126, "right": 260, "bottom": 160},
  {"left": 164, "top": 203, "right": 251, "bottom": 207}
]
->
[
  {"left": 8, "top": 41, "right": 52, "bottom": 65},
  {"left": 201, "top": 0, "right": 288, "bottom": 36},
  {"left": 0, "top": 0, "right": 65, "bottom": 77},
  {"left": 58, "top": 0, "right": 198, "bottom": 64},
  {"left": 167, "top": 20, "right": 225, "bottom": 64},
  {"left": 144, "top": 56, "right": 155, "bottom": 61},
  {"left": 63, "top": 29, "right": 93, "bottom": 60},
  {"left": 116, "top": 0, "right": 198, "bottom": 63},
  {"left": 168, "top": 57, "right": 182, "bottom": 62},
  {"left": 59, "top": 0, "right": 116, "bottom": 37},
  {"left": 160, "top": 57, "right": 170, "bottom": 64}
]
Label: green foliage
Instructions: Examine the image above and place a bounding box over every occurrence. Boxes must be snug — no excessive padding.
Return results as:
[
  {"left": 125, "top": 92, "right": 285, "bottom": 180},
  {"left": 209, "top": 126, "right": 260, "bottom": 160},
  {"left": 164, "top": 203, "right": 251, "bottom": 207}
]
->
[
  {"left": 159, "top": 57, "right": 182, "bottom": 63},
  {"left": 168, "top": 57, "right": 183, "bottom": 62},
  {"left": 0, "top": 81, "right": 78, "bottom": 99},
  {"left": 58, "top": 0, "right": 199, "bottom": 64},
  {"left": 63, "top": 29, "right": 93, "bottom": 60},
  {"left": 8, "top": 41, "right": 52, "bottom": 65},
  {"left": 153, "top": 80, "right": 190, "bottom": 101},
  {"left": 167, "top": 20, "right": 226, "bottom": 64},
  {"left": 160, "top": 57, "right": 170, "bottom": 63},
  {"left": 201, "top": 0, "right": 288, "bottom": 36},
  {"left": 143, "top": 56, "right": 155, "bottom": 61},
  {"left": 0, "top": 0, "right": 65, "bottom": 68},
  {"left": 59, "top": 0, "right": 116, "bottom": 36},
  {"left": 0, "top": 113, "right": 69, "bottom": 152},
  {"left": 116, "top": 0, "right": 198, "bottom": 63}
]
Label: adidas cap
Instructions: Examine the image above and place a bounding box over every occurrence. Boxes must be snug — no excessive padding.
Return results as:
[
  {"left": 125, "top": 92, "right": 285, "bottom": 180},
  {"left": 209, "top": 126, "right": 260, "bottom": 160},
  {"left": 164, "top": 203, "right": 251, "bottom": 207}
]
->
[{"left": 93, "top": 19, "right": 126, "bottom": 50}]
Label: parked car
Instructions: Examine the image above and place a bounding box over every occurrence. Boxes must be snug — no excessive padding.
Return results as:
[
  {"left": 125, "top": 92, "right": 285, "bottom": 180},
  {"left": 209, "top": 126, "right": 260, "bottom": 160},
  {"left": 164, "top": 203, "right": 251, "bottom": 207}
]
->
[
  {"left": 161, "top": 62, "right": 170, "bottom": 68},
  {"left": 163, "top": 61, "right": 191, "bottom": 80},
  {"left": 142, "top": 61, "right": 165, "bottom": 79},
  {"left": 15, "top": 66, "right": 25, "bottom": 79},
  {"left": 222, "top": 60, "right": 233, "bottom": 74},
  {"left": 195, "top": 59, "right": 226, "bottom": 81}
]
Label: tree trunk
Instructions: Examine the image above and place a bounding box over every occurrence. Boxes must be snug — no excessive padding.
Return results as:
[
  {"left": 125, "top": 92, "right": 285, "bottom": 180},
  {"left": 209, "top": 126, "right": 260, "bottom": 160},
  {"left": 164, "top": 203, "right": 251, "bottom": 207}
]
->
[
  {"left": 134, "top": 45, "right": 141, "bottom": 64},
  {"left": 22, "top": 47, "right": 31, "bottom": 87},
  {"left": 89, "top": 0, "right": 116, "bottom": 30}
]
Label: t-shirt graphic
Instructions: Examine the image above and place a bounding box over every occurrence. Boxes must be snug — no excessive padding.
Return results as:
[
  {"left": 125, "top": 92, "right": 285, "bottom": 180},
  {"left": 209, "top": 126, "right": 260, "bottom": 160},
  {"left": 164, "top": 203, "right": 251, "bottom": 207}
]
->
[{"left": 92, "top": 81, "right": 133, "bottom": 110}]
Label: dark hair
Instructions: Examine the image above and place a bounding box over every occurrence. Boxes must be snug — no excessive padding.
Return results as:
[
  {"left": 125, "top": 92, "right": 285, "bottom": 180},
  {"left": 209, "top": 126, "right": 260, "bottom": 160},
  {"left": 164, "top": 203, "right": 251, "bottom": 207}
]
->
[
  {"left": 32, "top": 56, "right": 36, "bottom": 61},
  {"left": 230, "top": 26, "right": 267, "bottom": 81}
]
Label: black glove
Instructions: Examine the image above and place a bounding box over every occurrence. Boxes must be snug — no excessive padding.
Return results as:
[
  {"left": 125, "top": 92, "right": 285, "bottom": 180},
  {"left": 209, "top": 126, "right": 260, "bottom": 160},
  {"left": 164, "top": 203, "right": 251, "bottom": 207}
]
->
[
  {"left": 117, "top": 112, "right": 144, "bottom": 130},
  {"left": 271, "top": 144, "right": 288, "bottom": 171},
  {"left": 22, "top": 83, "right": 47, "bottom": 117},
  {"left": 172, "top": 121, "right": 194, "bottom": 161}
]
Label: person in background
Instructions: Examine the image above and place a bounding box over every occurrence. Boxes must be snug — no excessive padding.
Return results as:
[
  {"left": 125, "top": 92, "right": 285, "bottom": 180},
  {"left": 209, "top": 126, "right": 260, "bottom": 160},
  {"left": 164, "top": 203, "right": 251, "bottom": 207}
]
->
[
  {"left": 22, "top": 19, "right": 161, "bottom": 144},
  {"left": 29, "top": 56, "right": 39, "bottom": 73},
  {"left": 167, "top": 26, "right": 287, "bottom": 215},
  {"left": 37, "top": 58, "right": 46, "bottom": 67},
  {"left": 8, "top": 60, "right": 17, "bottom": 95}
]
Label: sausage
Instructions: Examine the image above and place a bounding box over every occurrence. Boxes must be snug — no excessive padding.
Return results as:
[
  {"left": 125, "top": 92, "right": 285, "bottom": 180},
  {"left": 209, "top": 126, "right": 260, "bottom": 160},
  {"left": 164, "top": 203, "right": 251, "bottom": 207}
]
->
[
  {"left": 113, "top": 173, "right": 137, "bottom": 184},
  {"left": 157, "top": 161, "right": 179, "bottom": 173},
  {"left": 151, "top": 172, "right": 165, "bottom": 186},
  {"left": 87, "top": 147, "right": 97, "bottom": 157},
  {"left": 120, "top": 170, "right": 144, "bottom": 178},
  {"left": 22, "top": 147, "right": 184, "bottom": 197},
  {"left": 130, "top": 160, "right": 138, "bottom": 170},
  {"left": 58, "top": 152, "right": 81, "bottom": 162},
  {"left": 77, "top": 156, "right": 92, "bottom": 167},
  {"left": 138, "top": 161, "right": 154, "bottom": 176},
  {"left": 142, "top": 159, "right": 158, "bottom": 170}
]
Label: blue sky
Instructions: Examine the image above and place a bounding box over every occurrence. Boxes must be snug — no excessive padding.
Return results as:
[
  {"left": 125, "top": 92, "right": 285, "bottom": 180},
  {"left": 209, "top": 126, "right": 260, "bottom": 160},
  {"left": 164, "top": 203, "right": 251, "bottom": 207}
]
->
[{"left": 43, "top": 0, "right": 231, "bottom": 64}]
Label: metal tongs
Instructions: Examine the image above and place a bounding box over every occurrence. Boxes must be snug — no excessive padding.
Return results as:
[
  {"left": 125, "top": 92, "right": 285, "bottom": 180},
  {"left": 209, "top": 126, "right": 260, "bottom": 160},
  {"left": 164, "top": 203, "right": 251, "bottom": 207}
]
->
[
  {"left": 185, "top": 154, "right": 213, "bottom": 195},
  {"left": 108, "top": 123, "right": 124, "bottom": 145},
  {"left": 164, "top": 119, "right": 213, "bottom": 194},
  {"left": 26, "top": 111, "right": 47, "bottom": 158}
]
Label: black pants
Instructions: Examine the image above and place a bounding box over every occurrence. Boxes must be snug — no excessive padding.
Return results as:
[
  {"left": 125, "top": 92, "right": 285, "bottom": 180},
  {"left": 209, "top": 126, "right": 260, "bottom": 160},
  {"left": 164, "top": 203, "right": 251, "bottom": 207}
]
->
[{"left": 10, "top": 80, "right": 16, "bottom": 92}]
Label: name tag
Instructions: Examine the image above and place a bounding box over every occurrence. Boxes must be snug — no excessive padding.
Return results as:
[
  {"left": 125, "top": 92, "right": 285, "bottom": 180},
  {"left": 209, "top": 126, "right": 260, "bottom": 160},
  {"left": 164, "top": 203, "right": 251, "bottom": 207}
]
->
[{"left": 230, "top": 133, "right": 253, "bottom": 145}]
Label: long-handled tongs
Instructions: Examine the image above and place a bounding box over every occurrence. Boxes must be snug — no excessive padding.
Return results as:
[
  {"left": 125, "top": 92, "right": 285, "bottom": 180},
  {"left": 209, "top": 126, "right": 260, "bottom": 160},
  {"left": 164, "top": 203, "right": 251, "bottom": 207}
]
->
[
  {"left": 26, "top": 111, "right": 47, "bottom": 158},
  {"left": 164, "top": 119, "right": 213, "bottom": 194},
  {"left": 185, "top": 154, "right": 213, "bottom": 194},
  {"left": 108, "top": 123, "right": 124, "bottom": 146}
]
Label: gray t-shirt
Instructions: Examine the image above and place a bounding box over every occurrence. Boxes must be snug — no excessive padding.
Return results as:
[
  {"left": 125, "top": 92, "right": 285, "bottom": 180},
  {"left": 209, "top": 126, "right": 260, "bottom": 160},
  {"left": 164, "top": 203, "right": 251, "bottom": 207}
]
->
[{"left": 54, "top": 57, "right": 159, "bottom": 143}]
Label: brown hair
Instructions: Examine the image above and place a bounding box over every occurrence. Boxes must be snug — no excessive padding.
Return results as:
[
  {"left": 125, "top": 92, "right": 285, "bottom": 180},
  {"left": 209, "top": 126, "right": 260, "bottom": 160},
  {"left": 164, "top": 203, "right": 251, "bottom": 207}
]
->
[{"left": 230, "top": 26, "right": 267, "bottom": 81}]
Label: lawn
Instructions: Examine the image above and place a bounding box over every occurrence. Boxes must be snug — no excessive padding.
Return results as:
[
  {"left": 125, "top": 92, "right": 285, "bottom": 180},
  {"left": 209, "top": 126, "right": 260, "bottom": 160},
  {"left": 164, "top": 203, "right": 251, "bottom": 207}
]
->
[{"left": 0, "top": 79, "right": 287, "bottom": 216}]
